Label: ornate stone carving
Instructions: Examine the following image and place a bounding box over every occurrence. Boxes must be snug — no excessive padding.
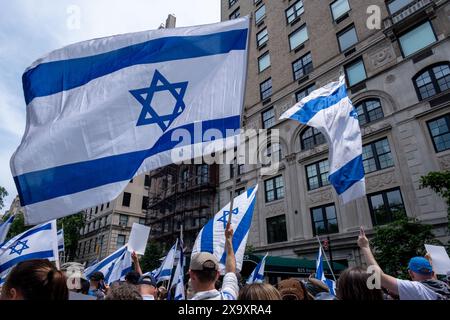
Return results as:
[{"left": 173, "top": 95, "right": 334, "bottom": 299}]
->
[
  {"left": 369, "top": 46, "right": 395, "bottom": 69},
  {"left": 437, "top": 154, "right": 450, "bottom": 170},
  {"left": 265, "top": 202, "right": 285, "bottom": 215},
  {"left": 366, "top": 170, "right": 397, "bottom": 192},
  {"left": 307, "top": 189, "right": 333, "bottom": 204},
  {"left": 286, "top": 153, "right": 297, "bottom": 163}
]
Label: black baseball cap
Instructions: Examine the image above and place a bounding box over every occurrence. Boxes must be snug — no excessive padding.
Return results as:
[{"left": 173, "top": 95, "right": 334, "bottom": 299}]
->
[
  {"left": 138, "top": 275, "right": 157, "bottom": 287},
  {"left": 89, "top": 271, "right": 105, "bottom": 281}
]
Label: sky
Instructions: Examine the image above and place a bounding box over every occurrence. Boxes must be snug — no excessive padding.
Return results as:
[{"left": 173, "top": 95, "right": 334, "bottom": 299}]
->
[{"left": 0, "top": 0, "right": 221, "bottom": 214}]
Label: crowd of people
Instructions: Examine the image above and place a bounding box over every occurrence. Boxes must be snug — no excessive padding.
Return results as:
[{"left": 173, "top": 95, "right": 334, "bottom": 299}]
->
[{"left": 0, "top": 226, "right": 448, "bottom": 301}]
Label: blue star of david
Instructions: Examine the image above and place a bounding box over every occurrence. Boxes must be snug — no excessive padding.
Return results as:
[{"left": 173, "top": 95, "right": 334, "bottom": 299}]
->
[
  {"left": 349, "top": 109, "right": 358, "bottom": 120},
  {"left": 217, "top": 208, "right": 239, "bottom": 229},
  {"left": 9, "top": 240, "right": 30, "bottom": 255},
  {"left": 130, "top": 70, "right": 188, "bottom": 132}
]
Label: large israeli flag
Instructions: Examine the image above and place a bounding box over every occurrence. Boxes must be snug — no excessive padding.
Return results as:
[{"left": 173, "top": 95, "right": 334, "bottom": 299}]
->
[
  {"left": 280, "top": 75, "right": 365, "bottom": 204},
  {"left": 154, "top": 239, "right": 178, "bottom": 282},
  {"left": 0, "top": 220, "right": 59, "bottom": 284},
  {"left": 11, "top": 17, "right": 250, "bottom": 225},
  {"left": 0, "top": 215, "right": 15, "bottom": 245},
  {"left": 247, "top": 253, "right": 268, "bottom": 284},
  {"left": 315, "top": 246, "right": 336, "bottom": 296},
  {"left": 192, "top": 186, "right": 258, "bottom": 274},
  {"left": 84, "top": 245, "right": 132, "bottom": 285}
]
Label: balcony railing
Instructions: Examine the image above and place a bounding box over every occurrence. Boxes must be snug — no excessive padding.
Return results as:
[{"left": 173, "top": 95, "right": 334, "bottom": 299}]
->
[{"left": 384, "top": 0, "right": 436, "bottom": 29}]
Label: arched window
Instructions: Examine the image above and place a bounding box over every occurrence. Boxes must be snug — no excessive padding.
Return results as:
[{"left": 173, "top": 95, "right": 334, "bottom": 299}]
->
[
  {"left": 355, "top": 98, "right": 384, "bottom": 125},
  {"left": 414, "top": 63, "right": 450, "bottom": 100},
  {"left": 300, "top": 127, "right": 326, "bottom": 150}
]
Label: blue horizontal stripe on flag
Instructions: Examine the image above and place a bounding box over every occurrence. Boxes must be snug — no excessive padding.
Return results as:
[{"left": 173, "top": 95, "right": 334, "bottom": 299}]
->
[
  {"left": 159, "top": 269, "right": 172, "bottom": 277},
  {"left": 1, "top": 223, "right": 53, "bottom": 249},
  {"left": 58, "top": 245, "right": 64, "bottom": 250},
  {"left": 23, "top": 29, "right": 248, "bottom": 105},
  {"left": 0, "top": 250, "right": 55, "bottom": 273},
  {"left": 85, "top": 246, "right": 127, "bottom": 278},
  {"left": 14, "top": 116, "right": 240, "bottom": 206},
  {"left": 328, "top": 154, "right": 364, "bottom": 195},
  {"left": 288, "top": 84, "right": 347, "bottom": 124}
]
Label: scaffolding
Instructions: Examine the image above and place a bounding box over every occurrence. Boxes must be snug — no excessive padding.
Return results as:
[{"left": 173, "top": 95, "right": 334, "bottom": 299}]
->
[{"left": 146, "top": 164, "right": 219, "bottom": 253}]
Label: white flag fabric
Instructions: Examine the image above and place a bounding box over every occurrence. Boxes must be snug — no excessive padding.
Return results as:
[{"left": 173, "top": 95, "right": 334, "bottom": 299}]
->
[
  {"left": 192, "top": 186, "right": 258, "bottom": 274},
  {"left": 84, "top": 245, "right": 132, "bottom": 285},
  {"left": 280, "top": 75, "right": 365, "bottom": 203},
  {"left": 11, "top": 17, "right": 250, "bottom": 225},
  {"left": 57, "top": 229, "right": 64, "bottom": 252},
  {"left": 0, "top": 215, "right": 15, "bottom": 245},
  {"left": 170, "top": 241, "right": 185, "bottom": 300},
  {"left": 247, "top": 253, "right": 268, "bottom": 284},
  {"left": 154, "top": 240, "right": 178, "bottom": 282},
  {"left": 0, "top": 220, "right": 59, "bottom": 284},
  {"left": 315, "top": 246, "right": 336, "bottom": 296}
]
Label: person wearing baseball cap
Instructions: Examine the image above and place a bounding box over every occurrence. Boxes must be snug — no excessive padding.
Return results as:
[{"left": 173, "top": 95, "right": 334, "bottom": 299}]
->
[
  {"left": 358, "top": 227, "right": 450, "bottom": 300},
  {"left": 189, "top": 224, "right": 239, "bottom": 300},
  {"left": 137, "top": 275, "right": 157, "bottom": 300},
  {"left": 88, "top": 271, "right": 107, "bottom": 300}
]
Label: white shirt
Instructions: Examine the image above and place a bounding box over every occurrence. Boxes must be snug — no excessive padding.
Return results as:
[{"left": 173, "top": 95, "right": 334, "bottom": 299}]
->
[
  {"left": 141, "top": 294, "right": 155, "bottom": 300},
  {"left": 397, "top": 279, "right": 439, "bottom": 300},
  {"left": 190, "top": 272, "right": 239, "bottom": 300}
]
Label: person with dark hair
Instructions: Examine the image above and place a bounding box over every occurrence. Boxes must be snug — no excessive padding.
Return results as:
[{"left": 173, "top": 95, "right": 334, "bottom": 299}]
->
[
  {"left": 337, "top": 267, "right": 383, "bottom": 301},
  {"left": 88, "top": 271, "right": 106, "bottom": 300},
  {"left": 125, "top": 271, "right": 141, "bottom": 285},
  {"left": 238, "top": 283, "right": 282, "bottom": 300},
  {"left": 277, "top": 278, "right": 311, "bottom": 300},
  {"left": 358, "top": 227, "right": 450, "bottom": 300},
  {"left": 0, "top": 259, "right": 68, "bottom": 300},
  {"left": 189, "top": 223, "right": 239, "bottom": 300},
  {"left": 105, "top": 282, "right": 143, "bottom": 300}
]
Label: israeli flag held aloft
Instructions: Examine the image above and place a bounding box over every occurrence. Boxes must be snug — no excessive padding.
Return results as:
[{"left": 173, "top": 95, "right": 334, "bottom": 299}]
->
[
  {"left": 170, "top": 240, "right": 185, "bottom": 300},
  {"left": 154, "top": 239, "right": 178, "bottom": 282},
  {"left": 57, "top": 229, "right": 64, "bottom": 252},
  {"left": 0, "top": 220, "right": 59, "bottom": 284},
  {"left": 247, "top": 253, "right": 268, "bottom": 285},
  {"left": 11, "top": 17, "right": 250, "bottom": 225},
  {"left": 280, "top": 75, "right": 365, "bottom": 204},
  {"left": 84, "top": 245, "right": 132, "bottom": 285},
  {"left": 315, "top": 246, "right": 336, "bottom": 296},
  {"left": 192, "top": 185, "right": 258, "bottom": 274},
  {"left": 0, "top": 215, "right": 15, "bottom": 245}
]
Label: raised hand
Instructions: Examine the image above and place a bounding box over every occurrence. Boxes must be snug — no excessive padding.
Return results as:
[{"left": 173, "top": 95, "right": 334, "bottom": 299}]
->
[
  {"left": 357, "top": 226, "right": 369, "bottom": 249},
  {"left": 225, "top": 222, "right": 234, "bottom": 241}
]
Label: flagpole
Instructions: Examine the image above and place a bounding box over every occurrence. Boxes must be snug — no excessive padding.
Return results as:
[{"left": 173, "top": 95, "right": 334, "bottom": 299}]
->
[{"left": 316, "top": 236, "right": 336, "bottom": 281}]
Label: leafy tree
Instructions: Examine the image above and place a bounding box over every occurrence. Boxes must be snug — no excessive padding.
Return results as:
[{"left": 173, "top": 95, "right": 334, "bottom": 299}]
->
[
  {"left": 57, "top": 213, "right": 85, "bottom": 261},
  {"left": 0, "top": 186, "right": 8, "bottom": 211},
  {"left": 140, "top": 240, "right": 164, "bottom": 273},
  {"left": 371, "top": 212, "right": 440, "bottom": 279},
  {"left": 5, "top": 211, "right": 27, "bottom": 239}
]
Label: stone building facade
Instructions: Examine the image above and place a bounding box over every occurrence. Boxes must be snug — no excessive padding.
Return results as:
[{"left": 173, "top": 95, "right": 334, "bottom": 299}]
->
[{"left": 220, "top": 0, "right": 450, "bottom": 267}]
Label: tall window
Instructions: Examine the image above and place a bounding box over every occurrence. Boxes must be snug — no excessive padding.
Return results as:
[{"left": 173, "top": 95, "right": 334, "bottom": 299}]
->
[
  {"left": 330, "top": 0, "right": 350, "bottom": 21},
  {"left": 306, "top": 159, "right": 330, "bottom": 190},
  {"left": 387, "top": 0, "right": 414, "bottom": 14},
  {"left": 196, "top": 165, "right": 209, "bottom": 184},
  {"left": 119, "top": 214, "right": 128, "bottom": 227},
  {"left": 399, "top": 21, "right": 437, "bottom": 57},
  {"left": 100, "top": 204, "right": 104, "bottom": 211},
  {"left": 144, "top": 175, "right": 151, "bottom": 187},
  {"left": 301, "top": 127, "right": 326, "bottom": 150},
  {"left": 262, "top": 107, "right": 275, "bottom": 129},
  {"left": 296, "top": 84, "right": 316, "bottom": 102},
  {"left": 264, "top": 175, "right": 285, "bottom": 202},
  {"left": 292, "top": 52, "right": 313, "bottom": 80},
  {"left": 368, "top": 188, "right": 406, "bottom": 226},
  {"left": 228, "top": 0, "right": 238, "bottom": 8},
  {"left": 142, "top": 196, "right": 149, "bottom": 210},
  {"left": 337, "top": 25, "right": 358, "bottom": 52},
  {"left": 117, "top": 234, "right": 126, "bottom": 247},
  {"left": 414, "top": 63, "right": 450, "bottom": 100},
  {"left": 427, "top": 114, "right": 450, "bottom": 152},
  {"left": 345, "top": 58, "right": 367, "bottom": 86},
  {"left": 266, "top": 142, "right": 282, "bottom": 161},
  {"left": 355, "top": 99, "right": 384, "bottom": 125},
  {"left": 258, "top": 52, "right": 271, "bottom": 72},
  {"left": 285, "top": 1, "right": 304, "bottom": 24},
  {"left": 267, "top": 215, "right": 287, "bottom": 244},
  {"left": 229, "top": 8, "right": 240, "bottom": 20},
  {"left": 257, "top": 28, "right": 269, "bottom": 47},
  {"left": 311, "top": 204, "right": 339, "bottom": 236},
  {"left": 122, "top": 192, "right": 131, "bottom": 207},
  {"left": 260, "top": 78, "right": 272, "bottom": 100},
  {"left": 181, "top": 169, "right": 189, "bottom": 188},
  {"left": 289, "top": 25, "right": 308, "bottom": 50},
  {"left": 362, "top": 138, "right": 394, "bottom": 174},
  {"left": 255, "top": 4, "right": 266, "bottom": 24}
]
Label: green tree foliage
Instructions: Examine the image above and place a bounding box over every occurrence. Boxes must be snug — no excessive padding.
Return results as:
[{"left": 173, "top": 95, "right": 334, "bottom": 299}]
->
[
  {"left": 371, "top": 212, "right": 440, "bottom": 279},
  {"left": 0, "top": 186, "right": 8, "bottom": 211},
  {"left": 5, "top": 211, "right": 27, "bottom": 239},
  {"left": 140, "top": 240, "right": 164, "bottom": 273},
  {"left": 420, "top": 170, "right": 450, "bottom": 232},
  {"left": 57, "top": 213, "right": 85, "bottom": 261}
]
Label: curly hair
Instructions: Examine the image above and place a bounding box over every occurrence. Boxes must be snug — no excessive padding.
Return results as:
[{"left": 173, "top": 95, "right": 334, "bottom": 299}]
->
[{"left": 105, "top": 282, "right": 143, "bottom": 300}]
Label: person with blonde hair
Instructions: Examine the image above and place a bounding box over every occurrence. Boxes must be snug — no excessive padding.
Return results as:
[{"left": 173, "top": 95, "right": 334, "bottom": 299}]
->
[{"left": 238, "top": 283, "right": 282, "bottom": 300}]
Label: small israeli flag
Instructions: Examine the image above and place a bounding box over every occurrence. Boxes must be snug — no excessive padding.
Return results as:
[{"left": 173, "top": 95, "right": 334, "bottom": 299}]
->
[
  {"left": 247, "top": 253, "right": 268, "bottom": 284},
  {"left": 0, "top": 220, "right": 59, "bottom": 284},
  {"left": 0, "top": 215, "right": 15, "bottom": 245},
  {"left": 84, "top": 245, "right": 132, "bottom": 285},
  {"left": 154, "top": 240, "right": 178, "bottom": 282},
  {"left": 280, "top": 75, "right": 365, "bottom": 203},
  {"left": 170, "top": 240, "right": 185, "bottom": 300},
  {"left": 315, "top": 246, "right": 336, "bottom": 296},
  {"left": 192, "top": 186, "right": 258, "bottom": 274},
  {"left": 57, "top": 229, "right": 65, "bottom": 252},
  {"left": 11, "top": 17, "right": 249, "bottom": 225}
]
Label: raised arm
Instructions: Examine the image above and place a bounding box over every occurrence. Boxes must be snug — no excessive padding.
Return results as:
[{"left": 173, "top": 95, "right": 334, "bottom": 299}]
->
[
  {"left": 225, "top": 223, "right": 236, "bottom": 274},
  {"left": 358, "top": 227, "right": 399, "bottom": 295},
  {"left": 131, "top": 251, "right": 143, "bottom": 275}
]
